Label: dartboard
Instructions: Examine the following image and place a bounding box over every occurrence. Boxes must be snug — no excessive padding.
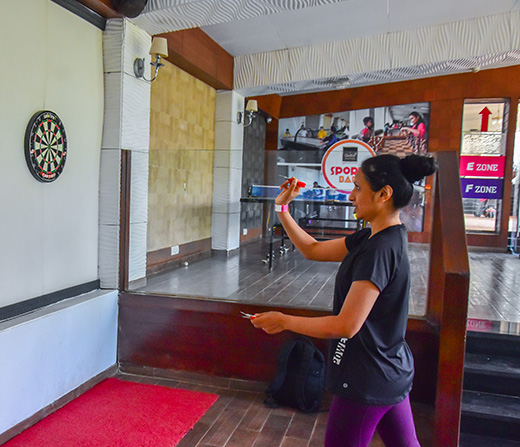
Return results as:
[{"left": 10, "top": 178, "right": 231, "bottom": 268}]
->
[{"left": 24, "top": 110, "right": 67, "bottom": 182}]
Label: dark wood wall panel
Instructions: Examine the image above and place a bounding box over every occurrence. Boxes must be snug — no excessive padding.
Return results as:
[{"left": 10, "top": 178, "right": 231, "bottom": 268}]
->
[
  {"left": 277, "top": 66, "right": 520, "bottom": 121},
  {"left": 119, "top": 293, "right": 329, "bottom": 381},
  {"left": 118, "top": 293, "right": 438, "bottom": 404},
  {"left": 158, "top": 28, "right": 233, "bottom": 90},
  {"left": 406, "top": 319, "right": 439, "bottom": 405},
  {"left": 255, "top": 94, "right": 283, "bottom": 120},
  {"left": 265, "top": 118, "right": 280, "bottom": 154}
]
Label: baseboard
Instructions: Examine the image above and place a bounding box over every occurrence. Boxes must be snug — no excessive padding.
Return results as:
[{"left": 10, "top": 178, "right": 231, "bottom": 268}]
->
[
  {"left": 0, "top": 364, "right": 117, "bottom": 445},
  {"left": 119, "top": 363, "right": 269, "bottom": 393},
  {"left": 147, "top": 238, "right": 212, "bottom": 275},
  {"left": 240, "top": 227, "right": 263, "bottom": 243}
]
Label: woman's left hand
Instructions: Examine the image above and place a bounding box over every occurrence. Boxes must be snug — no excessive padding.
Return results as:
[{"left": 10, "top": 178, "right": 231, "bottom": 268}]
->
[{"left": 251, "top": 311, "right": 288, "bottom": 334}]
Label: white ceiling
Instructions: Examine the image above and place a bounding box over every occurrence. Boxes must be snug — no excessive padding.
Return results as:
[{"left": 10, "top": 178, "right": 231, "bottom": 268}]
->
[
  {"left": 201, "top": 0, "right": 520, "bottom": 57},
  {"left": 133, "top": 0, "right": 520, "bottom": 95}
]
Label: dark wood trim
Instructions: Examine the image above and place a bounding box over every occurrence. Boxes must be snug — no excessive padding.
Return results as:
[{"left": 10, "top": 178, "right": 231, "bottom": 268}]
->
[
  {"left": 157, "top": 28, "right": 233, "bottom": 90},
  {"left": 53, "top": 0, "right": 110, "bottom": 29},
  {"left": 119, "top": 150, "right": 131, "bottom": 291},
  {"left": 72, "top": 0, "right": 121, "bottom": 19},
  {"left": 0, "top": 280, "right": 100, "bottom": 322},
  {"left": 0, "top": 364, "right": 117, "bottom": 445},
  {"left": 146, "top": 238, "right": 212, "bottom": 275}
]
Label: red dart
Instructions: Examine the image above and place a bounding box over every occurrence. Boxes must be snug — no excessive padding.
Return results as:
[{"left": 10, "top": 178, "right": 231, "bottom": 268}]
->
[{"left": 281, "top": 175, "right": 306, "bottom": 188}]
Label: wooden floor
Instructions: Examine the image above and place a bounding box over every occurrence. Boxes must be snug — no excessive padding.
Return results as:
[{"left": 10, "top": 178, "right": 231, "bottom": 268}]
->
[
  {"left": 117, "top": 370, "right": 434, "bottom": 447},
  {"left": 136, "top": 238, "right": 520, "bottom": 329},
  {"left": 137, "top": 239, "right": 429, "bottom": 316}
]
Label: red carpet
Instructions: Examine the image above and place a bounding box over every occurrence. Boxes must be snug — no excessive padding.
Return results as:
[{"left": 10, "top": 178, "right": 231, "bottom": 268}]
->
[{"left": 5, "top": 378, "right": 218, "bottom": 447}]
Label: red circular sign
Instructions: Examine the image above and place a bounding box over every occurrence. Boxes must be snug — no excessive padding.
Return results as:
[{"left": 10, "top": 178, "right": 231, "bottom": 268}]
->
[{"left": 321, "top": 139, "right": 376, "bottom": 192}]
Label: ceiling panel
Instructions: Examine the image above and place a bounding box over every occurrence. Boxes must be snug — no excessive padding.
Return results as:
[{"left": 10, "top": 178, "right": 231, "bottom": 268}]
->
[
  {"left": 202, "top": 0, "right": 520, "bottom": 57},
  {"left": 202, "top": 15, "right": 285, "bottom": 55}
]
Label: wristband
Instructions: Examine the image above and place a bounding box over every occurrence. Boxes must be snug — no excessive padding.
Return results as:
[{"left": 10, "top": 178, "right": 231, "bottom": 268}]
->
[{"left": 274, "top": 204, "right": 289, "bottom": 213}]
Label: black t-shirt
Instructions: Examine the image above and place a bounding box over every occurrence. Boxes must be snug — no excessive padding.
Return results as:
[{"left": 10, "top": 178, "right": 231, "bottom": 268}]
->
[{"left": 326, "top": 225, "right": 414, "bottom": 405}]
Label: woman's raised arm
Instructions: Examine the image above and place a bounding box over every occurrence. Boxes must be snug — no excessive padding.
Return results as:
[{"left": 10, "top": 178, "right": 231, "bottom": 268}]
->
[{"left": 275, "top": 179, "right": 348, "bottom": 262}]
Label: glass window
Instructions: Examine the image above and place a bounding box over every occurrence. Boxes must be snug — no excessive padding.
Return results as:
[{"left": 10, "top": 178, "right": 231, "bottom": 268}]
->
[{"left": 460, "top": 100, "right": 509, "bottom": 233}]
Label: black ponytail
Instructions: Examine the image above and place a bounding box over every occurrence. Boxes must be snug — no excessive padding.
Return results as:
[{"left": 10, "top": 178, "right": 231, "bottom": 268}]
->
[{"left": 361, "top": 154, "right": 437, "bottom": 209}]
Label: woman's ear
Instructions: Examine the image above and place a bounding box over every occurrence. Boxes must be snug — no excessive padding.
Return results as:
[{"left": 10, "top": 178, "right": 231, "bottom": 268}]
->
[{"left": 379, "top": 185, "right": 394, "bottom": 204}]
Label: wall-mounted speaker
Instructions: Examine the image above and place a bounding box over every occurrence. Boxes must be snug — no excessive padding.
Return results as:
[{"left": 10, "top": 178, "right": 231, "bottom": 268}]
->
[{"left": 111, "top": 0, "right": 149, "bottom": 18}]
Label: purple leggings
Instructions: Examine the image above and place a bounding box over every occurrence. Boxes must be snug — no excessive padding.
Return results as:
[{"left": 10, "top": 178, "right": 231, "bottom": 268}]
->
[{"left": 324, "top": 395, "right": 421, "bottom": 447}]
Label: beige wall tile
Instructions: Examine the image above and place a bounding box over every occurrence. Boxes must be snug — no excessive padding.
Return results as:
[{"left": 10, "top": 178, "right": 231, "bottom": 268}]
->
[{"left": 148, "top": 61, "right": 216, "bottom": 252}]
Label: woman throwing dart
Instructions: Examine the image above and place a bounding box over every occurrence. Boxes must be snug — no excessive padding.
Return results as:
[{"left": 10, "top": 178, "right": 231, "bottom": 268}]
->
[{"left": 251, "top": 154, "right": 436, "bottom": 447}]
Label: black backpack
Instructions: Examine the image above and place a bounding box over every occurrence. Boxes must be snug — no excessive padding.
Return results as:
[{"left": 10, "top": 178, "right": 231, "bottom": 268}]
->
[{"left": 265, "top": 336, "right": 326, "bottom": 413}]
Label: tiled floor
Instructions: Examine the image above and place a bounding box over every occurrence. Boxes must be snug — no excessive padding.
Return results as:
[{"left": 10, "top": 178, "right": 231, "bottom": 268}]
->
[
  {"left": 135, "top": 239, "right": 520, "bottom": 333},
  {"left": 116, "top": 370, "right": 434, "bottom": 447}
]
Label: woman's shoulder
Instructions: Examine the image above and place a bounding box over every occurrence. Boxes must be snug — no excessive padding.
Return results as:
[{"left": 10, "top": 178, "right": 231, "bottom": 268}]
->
[
  {"left": 368, "top": 225, "right": 407, "bottom": 248},
  {"left": 345, "top": 228, "right": 371, "bottom": 249}
]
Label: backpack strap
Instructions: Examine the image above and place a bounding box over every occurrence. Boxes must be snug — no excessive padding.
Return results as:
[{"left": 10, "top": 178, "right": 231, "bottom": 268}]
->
[
  {"left": 266, "top": 338, "right": 299, "bottom": 397},
  {"left": 294, "top": 338, "right": 318, "bottom": 412}
]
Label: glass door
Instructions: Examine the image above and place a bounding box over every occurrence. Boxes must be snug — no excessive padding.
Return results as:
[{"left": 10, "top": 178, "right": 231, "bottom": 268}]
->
[{"left": 509, "top": 105, "right": 520, "bottom": 253}]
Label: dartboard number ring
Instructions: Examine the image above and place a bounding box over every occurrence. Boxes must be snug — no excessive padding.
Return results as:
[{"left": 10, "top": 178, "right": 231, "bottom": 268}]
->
[{"left": 24, "top": 110, "right": 68, "bottom": 182}]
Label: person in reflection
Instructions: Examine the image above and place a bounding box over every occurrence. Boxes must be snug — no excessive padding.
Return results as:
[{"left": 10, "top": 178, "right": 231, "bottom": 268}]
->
[
  {"left": 251, "top": 154, "right": 437, "bottom": 447},
  {"left": 359, "top": 116, "right": 374, "bottom": 143},
  {"left": 318, "top": 126, "right": 327, "bottom": 139},
  {"left": 322, "top": 125, "right": 338, "bottom": 148},
  {"left": 401, "top": 112, "right": 427, "bottom": 154},
  {"left": 484, "top": 206, "right": 496, "bottom": 218}
]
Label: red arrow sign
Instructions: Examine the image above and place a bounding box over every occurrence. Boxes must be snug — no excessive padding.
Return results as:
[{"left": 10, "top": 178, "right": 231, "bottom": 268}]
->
[{"left": 479, "top": 107, "right": 491, "bottom": 132}]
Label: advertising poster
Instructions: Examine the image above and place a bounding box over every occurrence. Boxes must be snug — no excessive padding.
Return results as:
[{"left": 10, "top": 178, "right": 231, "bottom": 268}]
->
[{"left": 276, "top": 102, "right": 430, "bottom": 232}]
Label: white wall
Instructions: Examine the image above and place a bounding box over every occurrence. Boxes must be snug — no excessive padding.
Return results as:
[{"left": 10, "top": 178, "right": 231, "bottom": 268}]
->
[
  {"left": 0, "top": 290, "right": 118, "bottom": 435},
  {"left": 0, "top": 0, "right": 104, "bottom": 307}
]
